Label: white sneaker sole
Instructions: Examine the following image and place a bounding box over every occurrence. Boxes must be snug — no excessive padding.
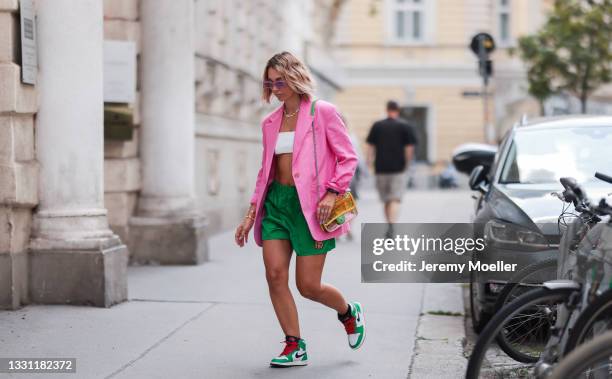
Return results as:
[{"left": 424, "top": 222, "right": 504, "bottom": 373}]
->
[{"left": 270, "top": 360, "right": 308, "bottom": 368}]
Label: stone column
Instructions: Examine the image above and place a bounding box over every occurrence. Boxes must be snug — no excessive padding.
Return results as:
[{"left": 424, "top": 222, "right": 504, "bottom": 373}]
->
[
  {"left": 29, "top": 0, "right": 128, "bottom": 307},
  {"left": 130, "top": 0, "right": 208, "bottom": 264}
]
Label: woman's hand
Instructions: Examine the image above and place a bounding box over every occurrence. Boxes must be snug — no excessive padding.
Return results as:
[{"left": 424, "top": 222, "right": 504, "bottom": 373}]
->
[
  {"left": 235, "top": 204, "right": 256, "bottom": 247},
  {"left": 235, "top": 217, "right": 254, "bottom": 247},
  {"left": 317, "top": 192, "right": 337, "bottom": 224}
]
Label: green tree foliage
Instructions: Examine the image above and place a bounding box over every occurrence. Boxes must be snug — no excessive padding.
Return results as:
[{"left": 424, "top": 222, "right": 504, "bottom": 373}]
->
[{"left": 517, "top": 0, "right": 612, "bottom": 114}]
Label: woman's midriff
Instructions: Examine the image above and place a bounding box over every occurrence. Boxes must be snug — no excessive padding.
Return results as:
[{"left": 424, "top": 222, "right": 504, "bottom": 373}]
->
[{"left": 274, "top": 153, "right": 295, "bottom": 185}]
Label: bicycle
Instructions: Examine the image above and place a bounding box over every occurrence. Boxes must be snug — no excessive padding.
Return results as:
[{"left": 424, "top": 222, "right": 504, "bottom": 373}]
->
[
  {"left": 547, "top": 329, "right": 612, "bottom": 379},
  {"left": 484, "top": 176, "right": 601, "bottom": 365},
  {"left": 466, "top": 172, "right": 612, "bottom": 379}
]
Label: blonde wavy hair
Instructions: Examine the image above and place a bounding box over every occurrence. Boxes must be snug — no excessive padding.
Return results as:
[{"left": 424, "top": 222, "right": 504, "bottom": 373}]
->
[{"left": 262, "top": 51, "right": 315, "bottom": 103}]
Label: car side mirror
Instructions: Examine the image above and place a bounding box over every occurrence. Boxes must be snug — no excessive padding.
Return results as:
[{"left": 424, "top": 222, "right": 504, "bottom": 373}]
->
[
  {"left": 469, "top": 165, "right": 488, "bottom": 193},
  {"left": 451, "top": 143, "right": 497, "bottom": 175}
]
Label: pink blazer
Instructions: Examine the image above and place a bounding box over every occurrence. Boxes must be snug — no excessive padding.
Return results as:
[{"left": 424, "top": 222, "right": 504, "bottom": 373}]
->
[{"left": 250, "top": 98, "right": 358, "bottom": 247}]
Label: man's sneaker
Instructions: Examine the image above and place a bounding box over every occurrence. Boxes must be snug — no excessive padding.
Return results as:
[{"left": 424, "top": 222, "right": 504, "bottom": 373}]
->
[
  {"left": 270, "top": 336, "right": 308, "bottom": 367},
  {"left": 339, "top": 302, "right": 366, "bottom": 350}
]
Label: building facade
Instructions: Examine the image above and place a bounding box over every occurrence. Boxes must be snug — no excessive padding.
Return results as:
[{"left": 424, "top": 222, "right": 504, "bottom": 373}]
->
[
  {"left": 0, "top": 0, "right": 37, "bottom": 310},
  {"left": 332, "top": 0, "right": 556, "bottom": 166},
  {"left": 0, "top": 0, "right": 344, "bottom": 310}
]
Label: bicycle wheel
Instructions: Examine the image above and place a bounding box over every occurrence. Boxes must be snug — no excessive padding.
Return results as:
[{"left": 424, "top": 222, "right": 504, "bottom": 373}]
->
[
  {"left": 564, "top": 289, "right": 612, "bottom": 356},
  {"left": 548, "top": 330, "right": 612, "bottom": 379},
  {"left": 466, "top": 287, "right": 576, "bottom": 379},
  {"left": 494, "top": 258, "right": 559, "bottom": 312},
  {"left": 494, "top": 258, "right": 558, "bottom": 362}
]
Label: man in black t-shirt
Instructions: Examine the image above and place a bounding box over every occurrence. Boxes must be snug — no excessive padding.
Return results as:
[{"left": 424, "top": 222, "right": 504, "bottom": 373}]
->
[{"left": 366, "top": 100, "right": 417, "bottom": 227}]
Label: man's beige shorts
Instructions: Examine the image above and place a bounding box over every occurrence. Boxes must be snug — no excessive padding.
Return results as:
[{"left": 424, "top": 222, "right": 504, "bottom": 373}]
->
[{"left": 375, "top": 172, "right": 408, "bottom": 203}]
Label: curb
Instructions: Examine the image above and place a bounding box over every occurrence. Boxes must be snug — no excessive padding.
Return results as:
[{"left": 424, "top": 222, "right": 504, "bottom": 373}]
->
[{"left": 408, "top": 283, "right": 468, "bottom": 378}]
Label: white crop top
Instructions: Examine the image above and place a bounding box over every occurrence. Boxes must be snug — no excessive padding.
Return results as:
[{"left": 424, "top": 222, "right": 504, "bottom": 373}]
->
[{"left": 275, "top": 131, "right": 295, "bottom": 155}]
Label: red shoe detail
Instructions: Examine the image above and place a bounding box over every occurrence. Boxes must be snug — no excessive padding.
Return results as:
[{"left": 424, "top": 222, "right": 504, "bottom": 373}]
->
[
  {"left": 280, "top": 341, "right": 298, "bottom": 356},
  {"left": 342, "top": 316, "right": 356, "bottom": 334}
]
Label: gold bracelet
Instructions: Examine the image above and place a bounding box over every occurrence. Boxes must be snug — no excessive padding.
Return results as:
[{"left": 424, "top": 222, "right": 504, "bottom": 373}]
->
[{"left": 245, "top": 215, "right": 254, "bottom": 221}]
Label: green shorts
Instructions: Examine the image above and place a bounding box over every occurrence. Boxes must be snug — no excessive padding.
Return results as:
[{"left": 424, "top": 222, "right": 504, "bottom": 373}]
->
[{"left": 261, "top": 181, "right": 335, "bottom": 256}]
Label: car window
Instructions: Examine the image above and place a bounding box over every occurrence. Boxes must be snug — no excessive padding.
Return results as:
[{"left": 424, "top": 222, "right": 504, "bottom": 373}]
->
[{"left": 499, "top": 126, "right": 612, "bottom": 185}]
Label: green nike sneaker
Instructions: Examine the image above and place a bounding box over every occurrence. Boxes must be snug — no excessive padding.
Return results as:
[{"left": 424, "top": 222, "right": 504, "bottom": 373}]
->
[
  {"left": 270, "top": 336, "right": 308, "bottom": 367},
  {"left": 339, "top": 302, "right": 366, "bottom": 350}
]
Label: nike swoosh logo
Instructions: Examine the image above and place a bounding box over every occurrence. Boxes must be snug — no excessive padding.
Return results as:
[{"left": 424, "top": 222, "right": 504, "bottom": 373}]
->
[
  {"left": 295, "top": 351, "right": 306, "bottom": 359},
  {"left": 356, "top": 312, "right": 363, "bottom": 327}
]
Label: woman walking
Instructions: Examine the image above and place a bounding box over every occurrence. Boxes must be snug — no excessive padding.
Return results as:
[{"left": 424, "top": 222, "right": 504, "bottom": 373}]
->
[{"left": 234, "top": 51, "right": 364, "bottom": 368}]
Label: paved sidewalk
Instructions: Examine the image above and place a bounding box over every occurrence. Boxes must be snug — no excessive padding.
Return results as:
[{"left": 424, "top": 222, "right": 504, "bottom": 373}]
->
[
  {"left": 409, "top": 283, "right": 467, "bottom": 378},
  {"left": 0, "top": 189, "right": 473, "bottom": 379}
]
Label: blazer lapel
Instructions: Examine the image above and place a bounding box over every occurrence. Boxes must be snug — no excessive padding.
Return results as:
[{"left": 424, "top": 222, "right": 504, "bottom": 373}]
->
[
  {"left": 264, "top": 105, "right": 283, "bottom": 165},
  {"left": 292, "top": 98, "right": 314, "bottom": 166}
]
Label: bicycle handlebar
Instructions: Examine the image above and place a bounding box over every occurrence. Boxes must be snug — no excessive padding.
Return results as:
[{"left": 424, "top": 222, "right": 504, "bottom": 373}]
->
[
  {"left": 595, "top": 198, "right": 612, "bottom": 217},
  {"left": 560, "top": 177, "right": 586, "bottom": 205},
  {"left": 556, "top": 174, "right": 612, "bottom": 217},
  {"left": 595, "top": 172, "right": 612, "bottom": 185}
]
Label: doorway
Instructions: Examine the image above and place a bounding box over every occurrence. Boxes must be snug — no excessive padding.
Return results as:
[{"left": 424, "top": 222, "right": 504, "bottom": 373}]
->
[{"left": 399, "top": 106, "right": 428, "bottom": 162}]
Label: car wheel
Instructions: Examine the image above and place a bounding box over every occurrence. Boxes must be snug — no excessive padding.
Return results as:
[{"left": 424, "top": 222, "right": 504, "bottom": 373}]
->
[{"left": 470, "top": 271, "right": 492, "bottom": 333}]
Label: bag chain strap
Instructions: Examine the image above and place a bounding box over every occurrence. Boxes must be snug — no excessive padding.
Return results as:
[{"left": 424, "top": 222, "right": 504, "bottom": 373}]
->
[{"left": 311, "top": 100, "right": 321, "bottom": 203}]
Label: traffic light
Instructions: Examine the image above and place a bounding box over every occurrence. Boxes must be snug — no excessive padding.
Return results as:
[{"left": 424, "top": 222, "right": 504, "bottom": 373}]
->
[
  {"left": 470, "top": 33, "right": 496, "bottom": 56},
  {"left": 470, "top": 33, "right": 496, "bottom": 80}
]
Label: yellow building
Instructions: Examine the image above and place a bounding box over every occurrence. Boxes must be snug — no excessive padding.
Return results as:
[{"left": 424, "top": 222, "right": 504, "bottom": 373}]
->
[{"left": 332, "top": 0, "right": 554, "bottom": 165}]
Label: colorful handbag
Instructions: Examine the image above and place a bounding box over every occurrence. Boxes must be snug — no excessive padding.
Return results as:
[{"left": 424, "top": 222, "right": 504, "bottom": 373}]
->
[{"left": 310, "top": 100, "right": 358, "bottom": 233}]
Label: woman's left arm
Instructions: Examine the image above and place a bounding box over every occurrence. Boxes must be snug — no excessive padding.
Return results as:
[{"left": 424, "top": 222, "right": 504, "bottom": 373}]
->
[{"left": 323, "top": 106, "right": 358, "bottom": 194}]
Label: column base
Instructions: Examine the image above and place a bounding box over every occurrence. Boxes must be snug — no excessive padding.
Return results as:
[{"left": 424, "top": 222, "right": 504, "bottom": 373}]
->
[
  {"left": 128, "top": 215, "right": 208, "bottom": 265},
  {"left": 0, "top": 251, "right": 28, "bottom": 310},
  {"left": 29, "top": 236, "right": 128, "bottom": 307}
]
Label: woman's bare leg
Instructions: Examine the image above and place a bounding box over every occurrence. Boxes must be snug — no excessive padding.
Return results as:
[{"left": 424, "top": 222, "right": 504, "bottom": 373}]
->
[
  {"left": 262, "top": 239, "right": 300, "bottom": 337},
  {"left": 295, "top": 254, "right": 348, "bottom": 313}
]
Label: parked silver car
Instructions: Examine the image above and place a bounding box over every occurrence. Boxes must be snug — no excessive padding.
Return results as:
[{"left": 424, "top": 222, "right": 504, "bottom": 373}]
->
[{"left": 454, "top": 116, "right": 612, "bottom": 332}]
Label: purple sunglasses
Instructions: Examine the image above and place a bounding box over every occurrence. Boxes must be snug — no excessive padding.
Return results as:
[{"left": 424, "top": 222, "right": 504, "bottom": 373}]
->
[{"left": 263, "top": 79, "right": 287, "bottom": 90}]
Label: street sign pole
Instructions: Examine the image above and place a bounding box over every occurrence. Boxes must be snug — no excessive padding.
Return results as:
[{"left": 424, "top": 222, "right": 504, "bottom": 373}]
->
[
  {"left": 483, "top": 75, "right": 490, "bottom": 142},
  {"left": 478, "top": 36, "right": 490, "bottom": 143}
]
